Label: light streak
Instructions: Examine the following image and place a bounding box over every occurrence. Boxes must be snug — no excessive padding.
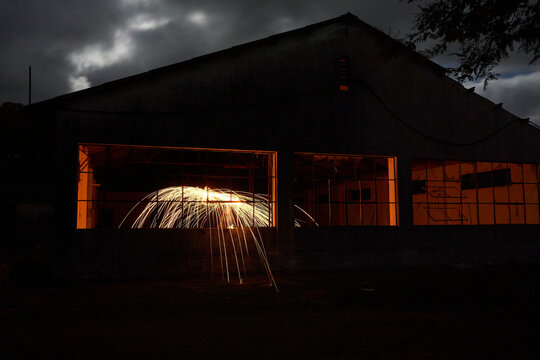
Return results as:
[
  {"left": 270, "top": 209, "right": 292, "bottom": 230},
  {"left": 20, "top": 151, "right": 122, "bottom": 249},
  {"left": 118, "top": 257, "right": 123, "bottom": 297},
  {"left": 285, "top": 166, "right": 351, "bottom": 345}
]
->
[{"left": 120, "top": 186, "right": 318, "bottom": 291}]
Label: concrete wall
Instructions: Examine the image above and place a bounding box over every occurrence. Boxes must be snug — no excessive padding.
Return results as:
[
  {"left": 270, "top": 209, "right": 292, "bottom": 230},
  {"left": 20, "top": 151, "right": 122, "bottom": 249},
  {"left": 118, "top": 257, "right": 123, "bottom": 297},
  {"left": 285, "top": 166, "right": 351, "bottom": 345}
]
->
[
  {"left": 63, "top": 228, "right": 277, "bottom": 280},
  {"left": 293, "top": 225, "right": 540, "bottom": 270}
]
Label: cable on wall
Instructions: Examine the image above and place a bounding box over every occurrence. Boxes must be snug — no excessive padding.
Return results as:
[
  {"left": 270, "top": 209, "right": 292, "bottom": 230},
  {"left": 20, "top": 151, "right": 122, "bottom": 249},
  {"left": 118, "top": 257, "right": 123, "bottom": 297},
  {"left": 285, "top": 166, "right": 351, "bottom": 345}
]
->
[
  {"left": 351, "top": 75, "right": 528, "bottom": 146},
  {"left": 49, "top": 72, "right": 536, "bottom": 147}
]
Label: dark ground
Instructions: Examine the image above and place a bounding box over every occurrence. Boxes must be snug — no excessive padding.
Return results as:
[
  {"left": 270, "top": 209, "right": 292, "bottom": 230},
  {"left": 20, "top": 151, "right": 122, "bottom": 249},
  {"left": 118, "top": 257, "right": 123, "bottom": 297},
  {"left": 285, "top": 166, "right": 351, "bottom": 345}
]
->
[{"left": 1, "top": 265, "right": 539, "bottom": 359}]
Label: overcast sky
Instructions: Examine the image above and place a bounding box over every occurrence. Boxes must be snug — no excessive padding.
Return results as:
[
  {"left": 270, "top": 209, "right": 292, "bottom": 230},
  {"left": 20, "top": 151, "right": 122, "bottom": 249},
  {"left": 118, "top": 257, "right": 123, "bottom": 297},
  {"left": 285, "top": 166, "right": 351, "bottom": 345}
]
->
[{"left": 1, "top": 0, "right": 538, "bottom": 124}]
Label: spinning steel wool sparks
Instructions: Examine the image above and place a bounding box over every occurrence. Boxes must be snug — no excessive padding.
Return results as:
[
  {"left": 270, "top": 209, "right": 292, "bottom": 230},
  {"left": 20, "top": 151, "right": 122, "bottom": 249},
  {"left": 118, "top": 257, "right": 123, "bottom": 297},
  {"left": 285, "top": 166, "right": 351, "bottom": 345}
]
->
[{"left": 120, "top": 186, "right": 317, "bottom": 291}]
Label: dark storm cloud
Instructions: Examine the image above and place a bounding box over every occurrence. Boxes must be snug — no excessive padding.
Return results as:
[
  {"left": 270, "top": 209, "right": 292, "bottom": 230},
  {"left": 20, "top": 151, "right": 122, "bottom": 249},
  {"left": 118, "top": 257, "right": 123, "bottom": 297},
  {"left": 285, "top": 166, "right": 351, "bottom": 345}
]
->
[
  {"left": 0, "top": 0, "right": 417, "bottom": 104},
  {"left": 0, "top": 0, "right": 126, "bottom": 103},
  {"left": 466, "top": 70, "right": 540, "bottom": 125},
  {"left": 82, "top": 0, "right": 417, "bottom": 90},
  {"left": 1, "top": 0, "right": 537, "bottom": 128}
]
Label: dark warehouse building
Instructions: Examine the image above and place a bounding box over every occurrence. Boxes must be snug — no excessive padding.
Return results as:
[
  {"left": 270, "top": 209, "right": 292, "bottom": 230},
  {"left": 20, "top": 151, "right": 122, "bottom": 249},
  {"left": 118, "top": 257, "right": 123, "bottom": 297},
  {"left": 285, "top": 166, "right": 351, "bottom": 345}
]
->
[{"left": 2, "top": 13, "right": 540, "bottom": 281}]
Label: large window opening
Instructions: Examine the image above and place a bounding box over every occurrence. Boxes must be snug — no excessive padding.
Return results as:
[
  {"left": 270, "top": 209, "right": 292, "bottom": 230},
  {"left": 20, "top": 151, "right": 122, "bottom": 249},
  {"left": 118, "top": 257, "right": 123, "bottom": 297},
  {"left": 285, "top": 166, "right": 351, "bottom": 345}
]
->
[
  {"left": 77, "top": 144, "right": 277, "bottom": 229},
  {"left": 294, "top": 153, "right": 398, "bottom": 226},
  {"left": 412, "top": 160, "right": 540, "bottom": 225}
]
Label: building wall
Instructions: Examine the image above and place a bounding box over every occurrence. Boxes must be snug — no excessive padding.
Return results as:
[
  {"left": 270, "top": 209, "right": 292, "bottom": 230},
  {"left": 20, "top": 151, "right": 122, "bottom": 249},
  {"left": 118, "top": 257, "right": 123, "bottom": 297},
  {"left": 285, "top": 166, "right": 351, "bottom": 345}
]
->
[
  {"left": 64, "top": 228, "right": 277, "bottom": 280},
  {"left": 26, "top": 17, "right": 540, "bottom": 277}
]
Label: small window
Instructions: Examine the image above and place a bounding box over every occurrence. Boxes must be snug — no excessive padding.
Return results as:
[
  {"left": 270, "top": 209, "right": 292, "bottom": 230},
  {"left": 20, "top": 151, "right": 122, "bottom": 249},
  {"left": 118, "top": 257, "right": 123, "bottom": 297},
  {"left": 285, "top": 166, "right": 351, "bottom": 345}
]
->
[{"left": 337, "top": 56, "right": 350, "bottom": 91}]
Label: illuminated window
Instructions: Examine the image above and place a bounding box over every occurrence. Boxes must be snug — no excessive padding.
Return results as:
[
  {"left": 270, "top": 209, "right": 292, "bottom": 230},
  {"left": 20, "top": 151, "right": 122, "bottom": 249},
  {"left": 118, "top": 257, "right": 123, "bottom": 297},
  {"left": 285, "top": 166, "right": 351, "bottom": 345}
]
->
[
  {"left": 77, "top": 144, "right": 276, "bottom": 229},
  {"left": 412, "top": 160, "right": 540, "bottom": 225},
  {"left": 294, "top": 153, "right": 398, "bottom": 226}
]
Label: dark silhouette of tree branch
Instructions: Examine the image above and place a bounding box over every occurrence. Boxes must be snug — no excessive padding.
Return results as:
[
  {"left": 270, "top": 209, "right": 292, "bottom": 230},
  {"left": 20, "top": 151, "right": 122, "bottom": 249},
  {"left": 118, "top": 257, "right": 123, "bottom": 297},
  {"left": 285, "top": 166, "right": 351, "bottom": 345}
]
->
[{"left": 403, "top": 0, "right": 540, "bottom": 88}]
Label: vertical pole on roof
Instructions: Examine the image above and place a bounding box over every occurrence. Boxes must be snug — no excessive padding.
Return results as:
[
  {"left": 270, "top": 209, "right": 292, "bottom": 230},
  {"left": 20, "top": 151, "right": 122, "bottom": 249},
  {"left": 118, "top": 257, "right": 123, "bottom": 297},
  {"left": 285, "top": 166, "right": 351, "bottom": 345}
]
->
[{"left": 28, "top": 66, "right": 32, "bottom": 105}]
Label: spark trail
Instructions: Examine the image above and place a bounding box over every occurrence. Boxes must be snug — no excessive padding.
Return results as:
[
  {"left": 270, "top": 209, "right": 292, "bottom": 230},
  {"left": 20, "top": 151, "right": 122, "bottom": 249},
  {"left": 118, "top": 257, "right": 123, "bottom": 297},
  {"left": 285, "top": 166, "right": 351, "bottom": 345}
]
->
[{"left": 120, "top": 186, "right": 317, "bottom": 291}]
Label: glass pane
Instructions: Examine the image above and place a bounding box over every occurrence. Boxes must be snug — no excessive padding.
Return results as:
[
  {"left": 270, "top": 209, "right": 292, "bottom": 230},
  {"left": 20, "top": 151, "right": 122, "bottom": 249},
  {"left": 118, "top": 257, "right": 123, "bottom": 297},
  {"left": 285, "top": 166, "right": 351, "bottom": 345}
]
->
[
  {"left": 231, "top": 178, "right": 250, "bottom": 193},
  {"left": 478, "top": 204, "right": 494, "bottom": 224},
  {"left": 523, "top": 164, "right": 538, "bottom": 183},
  {"left": 412, "top": 191, "right": 427, "bottom": 203},
  {"left": 476, "top": 162, "right": 492, "bottom": 173},
  {"left": 253, "top": 176, "right": 270, "bottom": 195},
  {"left": 524, "top": 184, "right": 539, "bottom": 203},
  {"left": 331, "top": 180, "right": 346, "bottom": 202},
  {"left": 411, "top": 160, "right": 427, "bottom": 180},
  {"left": 331, "top": 203, "right": 347, "bottom": 226},
  {"left": 461, "top": 188, "right": 477, "bottom": 204},
  {"left": 413, "top": 203, "right": 428, "bottom": 225},
  {"left": 509, "top": 163, "right": 523, "bottom": 183},
  {"left": 461, "top": 203, "right": 478, "bottom": 225},
  {"left": 426, "top": 204, "right": 438, "bottom": 224},
  {"left": 106, "top": 200, "right": 155, "bottom": 228},
  {"left": 508, "top": 184, "right": 524, "bottom": 203},
  {"left": 494, "top": 204, "right": 510, "bottom": 224},
  {"left": 377, "top": 203, "right": 391, "bottom": 225},
  {"left": 525, "top": 204, "right": 540, "bottom": 224},
  {"left": 444, "top": 181, "right": 461, "bottom": 203},
  {"left": 336, "top": 156, "right": 355, "bottom": 179},
  {"left": 208, "top": 152, "right": 229, "bottom": 180},
  {"left": 315, "top": 204, "right": 329, "bottom": 226},
  {"left": 375, "top": 157, "right": 390, "bottom": 179},
  {"left": 313, "top": 155, "right": 334, "bottom": 178},
  {"left": 426, "top": 160, "right": 444, "bottom": 181},
  {"left": 355, "top": 157, "right": 375, "bottom": 179},
  {"left": 359, "top": 181, "right": 376, "bottom": 202},
  {"left": 447, "top": 205, "right": 462, "bottom": 225},
  {"left": 347, "top": 204, "right": 362, "bottom": 225},
  {"left": 376, "top": 180, "right": 394, "bottom": 202},
  {"left": 428, "top": 204, "right": 460, "bottom": 224},
  {"left": 478, "top": 187, "right": 493, "bottom": 204},
  {"left": 460, "top": 161, "right": 476, "bottom": 178},
  {"left": 444, "top": 212, "right": 461, "bottom": 225},
  {"left": 494, "top": 186, "right": 509, "bottom": 203},
  {"left": 444, "top": 161, "right": 460, "bottom": 181},
  {"left": 492, "top": 162, "right": 508, "bottom": 171},
  {"left": 314, "top": 179, "right": 330, "bottom": 203},
  {"left": 346, "top": 180, "right": 361, "bottom": 202},
  {"left": 509, "top": 204, "right": 525, "bottom": 224},
  {"left": 426, "top": 181, "right": 446, "bottom": 203},
  {"left": 362, "top": 204, "right": 377, "bottom": 225},
  {"left": 258, "top": 154, "right": 272, "bottom": 178}
]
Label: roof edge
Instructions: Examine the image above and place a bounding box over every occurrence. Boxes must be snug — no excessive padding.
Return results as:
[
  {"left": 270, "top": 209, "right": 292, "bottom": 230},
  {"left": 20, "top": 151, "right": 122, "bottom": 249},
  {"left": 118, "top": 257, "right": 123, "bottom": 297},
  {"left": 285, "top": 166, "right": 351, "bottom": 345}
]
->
[{"left": 30, "top": 12, "right": 448, "bottom": 108}]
